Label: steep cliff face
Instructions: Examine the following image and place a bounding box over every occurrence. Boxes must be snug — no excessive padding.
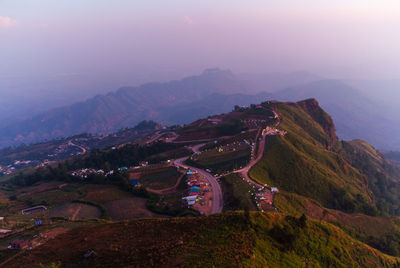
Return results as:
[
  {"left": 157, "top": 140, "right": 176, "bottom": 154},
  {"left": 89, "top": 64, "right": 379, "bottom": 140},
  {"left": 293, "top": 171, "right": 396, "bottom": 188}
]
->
[{"left": 297, "top": 98, "right": 338, "bottom": 150}]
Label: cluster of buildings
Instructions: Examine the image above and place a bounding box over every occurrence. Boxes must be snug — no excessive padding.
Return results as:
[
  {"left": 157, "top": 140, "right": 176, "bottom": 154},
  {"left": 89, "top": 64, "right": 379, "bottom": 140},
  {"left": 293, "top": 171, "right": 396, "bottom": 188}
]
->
[
  {"left": 71, "top": 168, "right": 114, "bottom": 179},
  {"left": 182, "top": 170, "right": 210, "bottom": 207},
  {"left": 262, "top": 126, "right": 286, "bottom": 136},
  {"left": 207, "top": 117, "right": 222, "bottom": 125},
  {"left": 0, "top": 160, "right": 43, "bottom": 175},
  {"left": 0, "top": 164, "right": 15, "bottom": 175},
  {"left": 215, "top": 141, "right": 251, "bottom": 153},
  {"left": 253, "top": 185, "right": 279, "bottom": 211},
  {"left": 0, "top": 158, "right": 58, "bottom": 176}
]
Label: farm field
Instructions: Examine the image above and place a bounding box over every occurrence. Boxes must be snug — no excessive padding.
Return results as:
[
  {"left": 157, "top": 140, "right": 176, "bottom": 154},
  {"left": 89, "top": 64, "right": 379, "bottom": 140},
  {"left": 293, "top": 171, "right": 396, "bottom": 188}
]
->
[
  {"left": 144, "top": 147, "right": 192, "bottom": 163},
  {"left": 188, "top": 142, "right": 251, "bottom": 173},
  {"left": 21, "top": 189, "right": 81, "bottom": 206},
  {"left": 0, "top": 182, "right": 144, "bottom": 227},
  {"left": 138, "top": 166, "right": 182, "bottom": 190},
  {"left": 81, "top": 184, "right": 133, "bottom": 204},
  {"left": 105, "top": 197, "right": 160, "bottom": 220},
  {"left": 12, "top": 181, "right": 67, "bottom": 198},
  {"left": 49, "top": 202, "right": 101, "bottom": 220}
]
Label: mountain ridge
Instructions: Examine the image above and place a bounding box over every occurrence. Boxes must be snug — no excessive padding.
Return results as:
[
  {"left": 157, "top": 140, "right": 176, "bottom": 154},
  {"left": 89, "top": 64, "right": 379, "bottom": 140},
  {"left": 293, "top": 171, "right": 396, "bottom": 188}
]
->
[{"left": 1, "top": 70, "right": 399, "bottom": 151}]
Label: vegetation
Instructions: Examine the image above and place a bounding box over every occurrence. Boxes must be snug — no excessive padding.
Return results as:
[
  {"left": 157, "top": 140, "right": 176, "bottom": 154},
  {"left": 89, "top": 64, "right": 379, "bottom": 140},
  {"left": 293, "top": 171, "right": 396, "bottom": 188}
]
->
[
  {"left": 144, "top": 147, "right": 192, "bottom": 163},
  {"left": 71, "top": 199, "right": 110, "bottom": 220},
  {"left": 7, "top": 212, "right": 400, "bottom": 267},
  {"left": 338, "top": 140, "right": 400, "bottom": 215},
  {"left": 0, "top": 120, "right": 160, "bottom": 167},
  {"left": 140, "top": 166, "right": 182, "bottom": 190},
  {"left": 221, "top": 173, "right": 257, "bottom": 211},
  {"left": 186, "top": 144, "right": 251, "bottom": 174},
  {"left": 275, "top": 191, "right": 400, "bottom": 257},
  {"left": 250, "top": 100, "right": 379, "bottom": 215},
  {"left": 250, "top": 135, "right": 376, "bottom": 215},
  {"left": 4, "top": 99, "right": 400, "bottom": 265},
  {"left": 7, "top": 141, "right": 186, "bottom": 187},
  {"left": 67, "top": 141, "right": 186, "bottom": 171},
  {"left": 177, "top": 118, "right": 245, "bottom": 141}
]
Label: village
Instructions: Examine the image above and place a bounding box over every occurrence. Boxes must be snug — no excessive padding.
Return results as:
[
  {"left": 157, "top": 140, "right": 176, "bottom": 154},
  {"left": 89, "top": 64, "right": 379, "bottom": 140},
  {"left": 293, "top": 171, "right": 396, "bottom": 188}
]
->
[
  {"left": 182, "top": 169, "right": 213, "bottom": 215},
  {"left": 0, "top": 103, "right": 285, "bottom": 263}
]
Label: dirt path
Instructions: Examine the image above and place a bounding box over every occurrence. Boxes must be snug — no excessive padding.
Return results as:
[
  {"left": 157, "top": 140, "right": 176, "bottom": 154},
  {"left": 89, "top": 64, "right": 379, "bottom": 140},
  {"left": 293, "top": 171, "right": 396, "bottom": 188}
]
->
[
  {"left": 146, "top": 173, "right": 185, "bottom": 195},
  {"left": 71, "top": 205, "right": 82, "bottom": 221}
]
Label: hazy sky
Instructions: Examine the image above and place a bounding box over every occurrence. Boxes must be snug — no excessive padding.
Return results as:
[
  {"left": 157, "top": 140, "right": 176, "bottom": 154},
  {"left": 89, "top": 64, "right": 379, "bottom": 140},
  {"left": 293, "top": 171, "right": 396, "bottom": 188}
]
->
[{"left": 1, "top": 0, "right": 400, "bottom": 91}]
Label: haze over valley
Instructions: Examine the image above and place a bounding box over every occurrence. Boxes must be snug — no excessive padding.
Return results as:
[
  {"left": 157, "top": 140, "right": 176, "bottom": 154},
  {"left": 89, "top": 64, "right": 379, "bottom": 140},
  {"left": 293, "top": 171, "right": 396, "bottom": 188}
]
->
[{"left": 1, "top": 69, "right": 399, "bottom": 151}]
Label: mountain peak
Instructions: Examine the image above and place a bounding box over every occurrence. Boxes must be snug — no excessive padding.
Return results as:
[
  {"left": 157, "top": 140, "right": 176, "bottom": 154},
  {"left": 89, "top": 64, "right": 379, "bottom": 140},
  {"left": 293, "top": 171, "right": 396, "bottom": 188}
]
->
[
  {"left": 296, "top": 98, "right": 338, "bottom": 149},
  {"left": 297, "top": 98, "right": 319, "bottom": 107},
  {"left": 201, "top": 68, "right": 235, "bottom": 77}
]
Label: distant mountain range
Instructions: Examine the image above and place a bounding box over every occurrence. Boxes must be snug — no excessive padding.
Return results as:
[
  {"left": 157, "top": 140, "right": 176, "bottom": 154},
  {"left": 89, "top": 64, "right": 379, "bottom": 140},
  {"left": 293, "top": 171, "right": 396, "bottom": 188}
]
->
[{"left": 1, "top": 68, "right": 399, "bottom": 150}]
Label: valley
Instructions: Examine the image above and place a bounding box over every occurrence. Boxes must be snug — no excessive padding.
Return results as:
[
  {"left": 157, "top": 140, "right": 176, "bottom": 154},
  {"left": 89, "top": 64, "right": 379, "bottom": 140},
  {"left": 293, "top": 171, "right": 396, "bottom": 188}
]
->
[{"left": 1, "top": 99, "right": 400, "bottom": 267}]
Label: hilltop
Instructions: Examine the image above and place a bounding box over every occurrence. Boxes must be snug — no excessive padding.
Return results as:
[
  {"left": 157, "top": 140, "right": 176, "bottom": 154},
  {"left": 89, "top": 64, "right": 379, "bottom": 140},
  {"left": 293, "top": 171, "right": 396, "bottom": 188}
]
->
[{"left": 250, "top": 99, "right": 400, "bottom": 216}]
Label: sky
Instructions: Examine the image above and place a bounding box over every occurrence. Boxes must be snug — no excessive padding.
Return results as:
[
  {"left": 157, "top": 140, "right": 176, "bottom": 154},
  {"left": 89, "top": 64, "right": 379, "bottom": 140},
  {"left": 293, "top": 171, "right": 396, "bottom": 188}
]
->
[{"left": 1, "top": 0, "right": 400, "bottom": 96}]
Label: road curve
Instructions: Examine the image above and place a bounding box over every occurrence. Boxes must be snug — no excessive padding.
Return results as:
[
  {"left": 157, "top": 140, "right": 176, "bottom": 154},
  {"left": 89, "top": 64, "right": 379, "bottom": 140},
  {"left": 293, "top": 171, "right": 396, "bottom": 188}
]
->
[
  {"left": 174, "top": 154, "right": 223, "bottom": 214},
  {"left": 234, "top": 109, "right": 281, "bottom": 187},
  {"left": 234, "top": 131, "right": 266, "bottom": 188},
  {"left": 68, "top": 141, "right": 87, "bottom": 154}
]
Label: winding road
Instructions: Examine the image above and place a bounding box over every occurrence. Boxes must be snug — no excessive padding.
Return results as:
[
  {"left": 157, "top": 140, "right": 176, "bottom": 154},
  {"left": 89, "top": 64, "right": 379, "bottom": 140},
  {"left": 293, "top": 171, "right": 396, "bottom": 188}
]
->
[
  {"left": 149, "top": 108, "right": 282, "bottom": 214},
  {"left": 68, "top": 141, "right": 87, "bottom": 154},
  {"left": 174, "top": 144, "right": 223, "bottom": 214},
  {"left": 234, "top": 129, "right": 267, "bottom": 188},
  {"left": 234, "top": 109, "right": 282, "bottom": 186}
]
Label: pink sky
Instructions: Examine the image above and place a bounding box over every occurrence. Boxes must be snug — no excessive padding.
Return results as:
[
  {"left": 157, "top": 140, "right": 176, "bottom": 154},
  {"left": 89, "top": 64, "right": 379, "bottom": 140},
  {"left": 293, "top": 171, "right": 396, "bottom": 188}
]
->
[{"left": 0, "top": 0, "right": 399, "bottom": 84}]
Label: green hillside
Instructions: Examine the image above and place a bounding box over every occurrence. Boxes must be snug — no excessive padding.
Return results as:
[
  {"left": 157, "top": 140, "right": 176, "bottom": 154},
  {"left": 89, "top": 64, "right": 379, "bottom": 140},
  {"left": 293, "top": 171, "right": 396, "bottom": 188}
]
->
[
  {"left": 4, "top": 99, "right": 400, "bottom": 266},
  {"left": 7, "top": 212, "right": 399, "bottom": 268},
  {"left": 274, "top": 191, "right": 400, "bottom": 256},
  {"left": 339, "top": 140, "right": 400, "bottom": 215},
  {"left": 250, "top": 99, "right": 377, "bottom": 215}
]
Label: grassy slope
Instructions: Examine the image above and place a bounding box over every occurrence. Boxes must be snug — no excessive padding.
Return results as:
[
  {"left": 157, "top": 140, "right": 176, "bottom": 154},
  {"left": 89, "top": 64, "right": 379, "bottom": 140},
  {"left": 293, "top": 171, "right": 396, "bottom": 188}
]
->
[
  {"left": 7, "top": 212, "right": 399, "bottom": 268},
  {"left": 339, "top": 139, "right": 400, "bottom": 215},
  {"left": 275, "top": 191, "right": 400, "bottom": 256},
  {"left": 221, "top": 173, "right": 257, "bottom": 211},
  {"left": 140, "top": 166, "right": 182, "bottom": 190},
  {"left": 250, "top": 100, "right": 375, "bottom": 214},
  {"left": 247, "top": 99, "right": 400, "bottom": 255}
]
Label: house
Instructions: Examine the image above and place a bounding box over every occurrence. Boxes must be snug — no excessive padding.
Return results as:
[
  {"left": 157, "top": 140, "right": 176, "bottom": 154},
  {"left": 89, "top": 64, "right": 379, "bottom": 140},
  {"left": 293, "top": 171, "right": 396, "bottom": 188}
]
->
[
  {"left": 139, "top": 161, "right": 148, "bottom": 167},
  {"left": 271, "top": 187, "right": 279, "bottom": 192},
  {"left": 129, "top": 179, "right": 139, "bottom": 187},
  {"left": 0, "top": 229, "right": 11, "bottom": 234},
  {"left": 9, "top": 239, "right": 29, "bottom": 250},
  {"left": 182, "top": 196, "right": 198, "bottom": 200}
]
